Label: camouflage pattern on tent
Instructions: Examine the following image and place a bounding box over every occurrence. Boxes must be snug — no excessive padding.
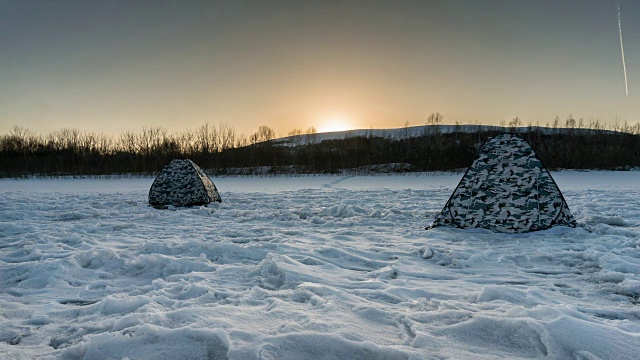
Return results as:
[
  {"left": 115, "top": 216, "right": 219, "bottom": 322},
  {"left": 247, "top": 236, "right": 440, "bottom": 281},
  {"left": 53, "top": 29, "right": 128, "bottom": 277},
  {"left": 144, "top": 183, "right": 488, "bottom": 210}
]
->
[
  {"left": 429, "top": 134, "right": 576, "bottom": 233},
  {"left": 149, "top": 159, "right": 221, "bottom": 208}
]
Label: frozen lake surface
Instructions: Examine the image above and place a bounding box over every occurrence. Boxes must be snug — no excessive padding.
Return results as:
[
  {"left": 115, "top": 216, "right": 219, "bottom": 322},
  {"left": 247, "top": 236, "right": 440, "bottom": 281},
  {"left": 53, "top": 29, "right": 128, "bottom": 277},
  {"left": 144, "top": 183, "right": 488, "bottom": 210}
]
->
[{"left": 1, "top": 172, "right": 639, "bottom": 359}]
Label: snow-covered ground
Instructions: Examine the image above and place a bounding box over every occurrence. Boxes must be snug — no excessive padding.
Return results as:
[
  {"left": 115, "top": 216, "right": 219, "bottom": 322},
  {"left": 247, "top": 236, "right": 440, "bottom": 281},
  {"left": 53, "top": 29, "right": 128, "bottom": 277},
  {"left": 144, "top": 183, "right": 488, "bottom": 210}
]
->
[{"left": 1, "top": 172, "right": 639, "bottom": 359}]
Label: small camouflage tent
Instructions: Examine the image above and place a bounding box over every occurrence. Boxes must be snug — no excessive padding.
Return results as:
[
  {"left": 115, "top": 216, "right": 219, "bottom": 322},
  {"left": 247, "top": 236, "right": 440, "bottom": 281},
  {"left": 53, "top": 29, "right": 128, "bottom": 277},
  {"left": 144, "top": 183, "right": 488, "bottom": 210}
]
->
[
  {"left": 429, "top": 134, "right": 576, "bottom": 233},
  {"left": 149, "top": 159, "right": 221, "bottom": 208}
]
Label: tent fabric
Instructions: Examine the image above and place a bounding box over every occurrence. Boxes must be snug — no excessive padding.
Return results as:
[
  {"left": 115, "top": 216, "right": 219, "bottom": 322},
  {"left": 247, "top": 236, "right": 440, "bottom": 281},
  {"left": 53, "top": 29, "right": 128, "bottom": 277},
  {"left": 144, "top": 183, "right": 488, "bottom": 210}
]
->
[
  {"left": 430, "top": 134, "right": 577, "bottom": 233},
  {"left": 149, "top": 159, "right": 221, "bottom": 207}
]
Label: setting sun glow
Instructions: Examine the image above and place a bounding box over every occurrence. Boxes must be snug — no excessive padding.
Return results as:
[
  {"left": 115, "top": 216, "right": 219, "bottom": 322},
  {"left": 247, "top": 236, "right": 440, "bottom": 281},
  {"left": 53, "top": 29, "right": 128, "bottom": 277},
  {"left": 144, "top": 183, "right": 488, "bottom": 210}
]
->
[{"left": 317, "top": 116, "right": 354, "bottom": 133}]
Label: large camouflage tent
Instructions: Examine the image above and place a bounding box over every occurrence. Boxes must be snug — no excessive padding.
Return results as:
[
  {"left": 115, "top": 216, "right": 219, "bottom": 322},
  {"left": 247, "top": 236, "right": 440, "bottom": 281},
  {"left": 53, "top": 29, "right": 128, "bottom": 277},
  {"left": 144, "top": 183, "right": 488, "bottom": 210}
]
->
[
  {"left": 429, "top": 133, "right": 576, "bottom": 233},
  {"left": 149, "top": 159, "right": 221, "bottom": 208}
]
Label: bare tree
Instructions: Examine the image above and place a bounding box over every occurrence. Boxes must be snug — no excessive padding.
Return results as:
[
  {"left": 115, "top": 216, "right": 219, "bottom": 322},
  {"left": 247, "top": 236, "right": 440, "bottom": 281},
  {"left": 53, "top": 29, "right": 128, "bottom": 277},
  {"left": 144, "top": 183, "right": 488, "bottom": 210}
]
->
[
  {"left": 118, "top": 131, "right": 138, "bottom": 153},
  {"left": 235, "top": 133, "right": 249, "bottom": 148},
  {"left": 402, "top": 121, "right": 411, "bottom": 139},
  {"left": 219, "top": 123, "right": 236, "bottom": 151},
  {"left": 304, "top": 126, "right": 318, "bottom": 145},
  {"left": 426, "top": 112, "right": 443, "bottom": 126},
  {"left": 288, "top": 128, "right": 303, "bottom": 146},
  {"left": 195, "top": 123, "right": 211, "bottom": 153},
  {"left": 139, "top": 126, "right": 166, "bottom": 155},
  {"left": 259, "top": 125, "right": 276, "bottom": 142},
  {"left": 565, "top": 115, "right": 576, "bottom": 129}
]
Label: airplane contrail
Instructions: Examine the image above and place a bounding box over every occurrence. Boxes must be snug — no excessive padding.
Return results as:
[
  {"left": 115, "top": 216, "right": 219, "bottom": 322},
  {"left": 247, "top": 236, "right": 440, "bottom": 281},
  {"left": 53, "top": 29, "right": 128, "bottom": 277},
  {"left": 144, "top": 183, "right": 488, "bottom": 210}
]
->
[{"left": 617, "top": 3, "right": 629, "bottom": 96}]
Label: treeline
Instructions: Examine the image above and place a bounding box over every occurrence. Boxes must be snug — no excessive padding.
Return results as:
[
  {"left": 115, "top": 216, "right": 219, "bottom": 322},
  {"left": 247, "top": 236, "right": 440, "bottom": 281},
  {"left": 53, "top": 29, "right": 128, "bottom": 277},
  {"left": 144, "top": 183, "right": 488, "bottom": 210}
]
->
[
  {"left": 1, "top": 120, "right": 640, "bottom": 177},
  {"left": 265, "top": 127, "right": 640, "bottom": 173},
  {"left": 0, "top": 123, "right": 313, "bottom": 177}
]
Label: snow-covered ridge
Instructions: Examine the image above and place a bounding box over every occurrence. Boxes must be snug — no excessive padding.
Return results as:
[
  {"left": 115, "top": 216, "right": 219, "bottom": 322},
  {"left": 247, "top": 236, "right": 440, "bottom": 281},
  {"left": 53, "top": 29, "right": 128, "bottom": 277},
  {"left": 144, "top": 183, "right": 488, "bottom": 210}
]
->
[{"left": 276, "top": 124, "right": 620, "bottom": 145}]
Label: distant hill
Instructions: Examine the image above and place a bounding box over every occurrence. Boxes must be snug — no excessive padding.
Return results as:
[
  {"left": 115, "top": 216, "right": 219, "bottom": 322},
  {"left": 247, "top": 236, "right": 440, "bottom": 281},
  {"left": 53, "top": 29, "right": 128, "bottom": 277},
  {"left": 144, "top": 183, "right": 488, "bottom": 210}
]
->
[
  {"left": 217, "top": 124, "right": 639, "bottom": 175},
  {"left": 275, "top": 124, "right": 620, "bottom": 146}
]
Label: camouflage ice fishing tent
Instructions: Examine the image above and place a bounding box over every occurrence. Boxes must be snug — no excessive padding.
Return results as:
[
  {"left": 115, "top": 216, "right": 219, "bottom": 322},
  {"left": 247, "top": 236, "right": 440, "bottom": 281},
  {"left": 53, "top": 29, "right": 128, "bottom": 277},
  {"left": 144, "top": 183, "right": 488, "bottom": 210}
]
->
[
  {"left": 149, "top": 159, "right": 221, "bottom": 208},
  {"left": 429, "top": 134, "right": 576, "bottom": 233}
]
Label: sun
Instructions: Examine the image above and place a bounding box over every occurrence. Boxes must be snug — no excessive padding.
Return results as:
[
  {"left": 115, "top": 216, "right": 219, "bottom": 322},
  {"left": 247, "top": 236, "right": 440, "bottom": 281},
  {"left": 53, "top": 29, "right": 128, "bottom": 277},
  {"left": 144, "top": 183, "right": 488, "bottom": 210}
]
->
[{"left": 317, "top": 116, "right": 354, "bottom": 133}]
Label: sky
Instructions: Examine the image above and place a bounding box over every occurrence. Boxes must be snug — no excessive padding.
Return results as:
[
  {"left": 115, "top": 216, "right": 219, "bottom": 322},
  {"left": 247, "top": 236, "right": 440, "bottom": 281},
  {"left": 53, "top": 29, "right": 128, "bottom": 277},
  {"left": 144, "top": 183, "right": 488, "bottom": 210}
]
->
[{"left": 1, "top": 0, "right": 639, "bottom": 137}]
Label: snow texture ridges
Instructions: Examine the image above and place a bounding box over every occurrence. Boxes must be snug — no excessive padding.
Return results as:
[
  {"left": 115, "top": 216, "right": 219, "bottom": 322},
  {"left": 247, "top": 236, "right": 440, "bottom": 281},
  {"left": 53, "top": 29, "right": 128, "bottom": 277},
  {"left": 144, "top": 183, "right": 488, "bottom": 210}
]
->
[{"left": 1, "top": 173, "right": 639, "bottom": 359}]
